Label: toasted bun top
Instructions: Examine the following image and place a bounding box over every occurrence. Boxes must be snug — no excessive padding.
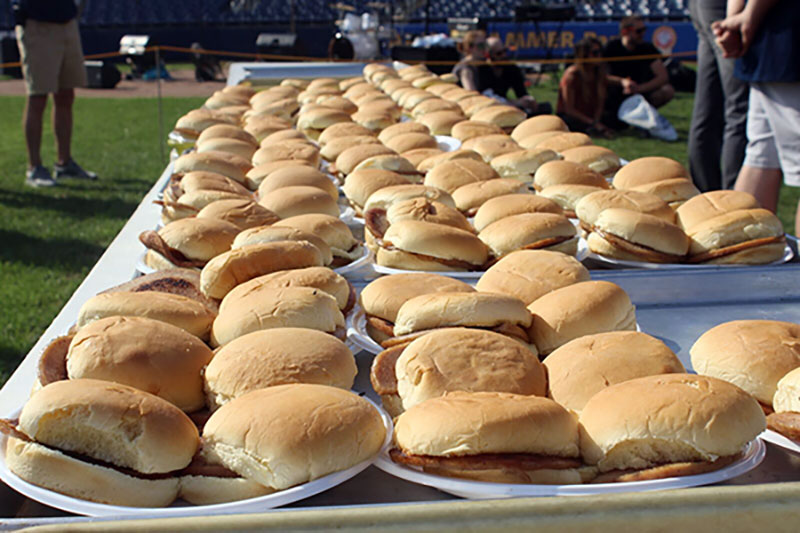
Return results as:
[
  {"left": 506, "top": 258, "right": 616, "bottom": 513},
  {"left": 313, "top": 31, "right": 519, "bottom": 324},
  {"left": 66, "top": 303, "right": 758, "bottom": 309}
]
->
[
  {"left": 394, "top": 291, "right": 532, "bottom": 336},
  {"left": 394, "top": 391, "right": 579, "bottom": 457},
  {"left": 196, "top": 137, "right": 257, "bottom": 160},
  {"left": 173, "top": 151, "right": 251, "bottom": 184},
  {"left": 489, "top": 148, "right": 562, "bottom": 181},
  {"left": 593, "top": 208, "right": 690, "bottom": 256},
  {"left": 561, "top": 146, "right": 621, "bottom": 175},
  {"left": 533, "top": 160, "right": 609, "bottom": 190},
  {"left": 174, "top": 108, "right": 234, "bottom": 136},
  {"left": 517, "top": 130, "right": 567, "bottom": 149},
  {"left": 211, "top": 286, "right": 344, "bottom": 346},
  {"left": 320, "top": 135, "right": 382, "bottom": 162},
  {"left": 257, "top": 166, "right": 338, "bottom": 201},
  {"left": 335, "top": 144, "right": 396, "bottom": 175},
  {"left": 612, "top": 156, "right": 689, "bottom": 189},
  {"left": 196, "top": 124, "right": 258, "bottom": 147},
  {"left": 273, "top": 214, "right": 359, "bottom": 255},
  {"left": 252, "top": 143, "right": 320, "bottom": 168},
  {"left": 774, "top": 367, "right": 800, "bottom": 413},
  {"left": 223, "top": 266, "right": 351, "bottom": 311},
  {"left": 378, "top": 122, "right": 430, "bottom": 144},
  {"left": 396, "top": 328, "right": 545, "bottom": 410},
  {"left": 676, "top": 190, "right": 761, "bottom": 231},
  {"left": 452, "top": 179, "right": 528, "bottom": 214},
  {"left": 476, "top": 250, "right": 589, "bottom": 305},
  {"left": 258, "top": 185, "right": 340, "bottom": 219},
  {"left": 156, "top": 217, "right": 239, "bottom": 260},
  {"left": 416, "top": 111, "right": 466, "bottom": 135},
  {"left": 352, "top": 110, "right": 395, "bottom": 131},
  {"left": 202, "top": 384, "right": 385, "bottom": 490},
  {"left": 179, "top": 171, "right": 251, "bottom": 197},
  {"left": 474, "top": 194, "right": 563, "bottom": 232},
  {"left": 478, "top": 212, "right": 577, "bottom": 258},
  {"left": 462, "top": 134, "right": 521, "bottom": 162},
  {"left": 579, "top": 374, "right": 766, "bottom": 470},
  {"left": 536, "top": 132, "right": 593, "bottom": 153},
  {"left": 687, "top": 208, "right": 783, "bottom": 256},
  {"left": 196, "top": 198, "right": 280, "bottom": 230},
  {"left": 402, "top": 148, "right": 445, "bottom": 168},
  {"left": 386, "top": 198, "right": 472, "bottom": 233},
  {"left": 631, "top": 178, "right": 701, "bottom": 205},
  {"left": 204, "top": 328, "right": 356, "bottom": 410},
  {"left": 384, "top": 133, "right": 438, "bottom": 154},
  {"left": 575, "top": 189, "right": 675, "bottom": 226},
  {"left": 232, "top": 225, "right": 333, "bottom": 265},
  {"left": 511, "top": 115, "right": 569, "bottom": 141},
  {"left": 342, "top": 169, "right": 411, "bottom": 209},
  {"left": 410, "top": 98, "right": 461, "bottom": 118},
  {"left": 690, "top": 320, "right": 800, "bottom": 405},
  {"left": 527, "top": 281, "right": 636, "bottom": 355},
  {"left": 245, "top": 160, "right": 314, "bottom": 188},
  {"left": 19, "top": 379, "right": 198, "bottom": 473},
  {"left": 382, "top": 220, "right": 488, "bottom": 266},
  {"left": 360, "top": 273, "right": 475, "bottom": 322},
  {"left": 66, "top": 316, "right": 214, "bottom": 412},
  {"left": 318, "top": 122, "right": 376, "bottom": 145},
  {"left": 364, "top": 184, "right": 456, "bottom": 212},
  {"left": 471, "top": 105, "right": 527, "bottom": 128},
  {"left": 544, "top": 331, "right": 685, "bottom": 414},
  {"left": 424, "top": 159, "right": 499, "bottom": 193},
  {"left": 450, "top": 120, "right": 505, "bottom": 142},
  {"left": 297, "top": 108, "right": 352, "bottom": 130}
]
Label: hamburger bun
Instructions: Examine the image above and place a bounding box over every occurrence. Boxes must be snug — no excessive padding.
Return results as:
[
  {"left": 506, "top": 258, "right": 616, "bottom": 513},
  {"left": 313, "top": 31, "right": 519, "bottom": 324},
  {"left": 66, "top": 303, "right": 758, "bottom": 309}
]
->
[
  {"left": 476, "top": 249, "right": 590, "bottom": 305},
  {"left": 204, "top": 328, "right": 356, "bottom": 410},
  {"left": 320, "top": 135, "right": 382, "bottom": 162},
  {"left": 252, "top": 142, "right": 320, "bottom": 168},
  {"left": 533, "top": 160, "right": 609, "bottom": 191},
  {"left": 489, "top": 148, "right": 562, "bottom": 183},
  {"left": 470, "top": 105, "right": 527, "bottom": 132},
  {"left": 417, "top": 149, "right": 483, "bottom": 174},
  {"left": 352, "top": 154, "right": 421, "bottom": 181},
  {"left": 538, "top": 184, "right": 607, "bottom": 218},
  {"left": 478, "top": 212, "right": 578, "bottom": 258},
  {"left": 527, "top": 280, "right": 636, "bottom": 355},
  {"left": 342, "top": 168, "right": 411, "bottom": 215},
  {"left": 159, "top": 189, "right": 249, "bottom": 224},
  {"left": 450, "top": 120, "right": 505, "bottom": 142},
  {"left": 211, "top": 286, "right": 344, "bottom": 347},
  {"left": 173, "top": 108, "right": 235, "bottom": 139},
  {"left": 410, "top": 98, "right": 461, "bottom": 118},
  {"left": 452, "top": 178, "right": 529, "bottom": 216},
  {"left": 402, "top": 147, "right": 445, "bottom": 168},
  {"left": 196, "top": 137, "right": 257, "bottom": 161},
  {"left": 544, "top": 331, "right": 685, "bottom": 413},
  {"left": 535, "top": 132, "right": 593, "bottom": 153},
  {"left": 232, "top": 225, "right": 333, "bottom": 266},
  {"left": 318, "top": 122, "right": 375, "bottom": 145},
  {"left": 245, "top": 160, "right": 314, "bottom": 189},
  {"left": 258, "top": 185, "right": 340, "bottom": 219},
  {"left": 473, "top": 193, "right": 563, "bottom": 232},
  {"left": 243, "top": 115, "right": 293, "bottom": 142},
  {"left": 686, "top": 208, "right": 785, "bottom": 264},
  {"left": 423, "top": 159, "right": 499, "bottom": 193},
  {"left": 416, "top": 111, "right": 466, "bottom": 136},
  {"left": 176, "top": 171, "right": 251, "bottom": 198},
  {"left": 173, "top": 151, "right": 251, "bottom": 185},
  {"left": 273, "top": 214, "right": 362, "bottom": 264},
  {"left": 66, "top": 316, "right": 214, "bottom": 411},
  {"left": 376, "top": 220, "right": 488, "bottom": 272},
  {"left": 773, "top": 367, "right": 800, "bottom": 414},
  {"left": 351, "top": 109, "right": 395, "bottom": 132},
  {"left": 334, "top": 144, "right": 396, "bottom": 177},
  {"left": 517, "top": 130, "right": 570, "bottom": 150},
  {"left": 377, "top": 122, "right": 430, "bottom": 144},
  {"left": 385, "top": 198, "right": 473, "bottom": 234},
  {"left": 196, "top": 198, "right": 280, "bottom": 230},
  {"left": 196, "top": 124, "right": 258, "bottom": 148},
  {"left": 587, "top": 208, "right": 690, "bottom": 263},
  {"left": 510, "top": 115, "right": 569, "bottom": 142},
  {"left": 690, "top": 320, "right": 800, "bottom": 406},
  {"left": 560, "top": 146, "right": 621, "bottom": 176},
  {"left": 363, "top": 184, "right": 456, "bottom": 238},
  {"left": 296, "top": 108, "right": 352, "bottom": 140},
  {"left": 631, "top": 178, "right": 701, "bottom": 209},
  {"left": 201, "top": 385, "right": 385, "bottom": 490},
  {"left": 140, "top": 217, "right": 239, "bottom": 269},
  {"left": 676, "top": 190, "right": 762, "bottom": 231},
  {"left": 612, "top": 156, "right": 689, "bottom": 189},
  {"left": 462, "top": 134, "right": 521, "bottom": 162},
  {"left": 575, "top": 189, "right": 675, "bottom": 227},
  {"left": 256, "top": 166, "right": 338, "bottom": 201}
]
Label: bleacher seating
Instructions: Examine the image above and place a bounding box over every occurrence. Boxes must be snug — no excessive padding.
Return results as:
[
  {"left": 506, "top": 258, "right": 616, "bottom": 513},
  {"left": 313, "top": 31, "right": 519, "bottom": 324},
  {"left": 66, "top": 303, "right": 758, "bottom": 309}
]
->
[{"left": 0, "top": 0, "right": 690, "bottom": 30}]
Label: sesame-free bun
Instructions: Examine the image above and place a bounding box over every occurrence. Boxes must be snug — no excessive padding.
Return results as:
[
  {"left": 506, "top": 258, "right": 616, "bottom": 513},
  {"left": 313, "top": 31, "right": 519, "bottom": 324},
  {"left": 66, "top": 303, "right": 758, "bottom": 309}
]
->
[
  {"left": 342, "top": 169, "right": 411, "bottom": 214},
  {"left": 452, "top": 178, "right": 529, "bottom": 216},
  {"left": 201, "top": 384, "right": 386, "bottom": 490},
  {"left": 402, "top": 147, "right": 445, "bottom": 168},
  {"left": 377, "top": 122, "right": 430, "bottom": 144},
  {"left": 587, "top": 208, "right": 690, "bottom": 262},
  {"left": 489, "top": 148, "right": 562, "bottom": 183},
  {"left": 575, "top": 189, "right": 675, "bottom": 226},
  {"left": 424, "top": 159, "right": 499, "bottom": 193},
  {"left": 320, "top": 135, "right": 382, "bottom": 162},
  {"left": 200, "top": 240, "right": 324, "bottom": 300},
  {"left": 245, "top": 160, "right": 314, "bottom": 189},
  {"left": 256, "top": 166, "right": 338, "bottom": 201},
  {"left": 773, "top": 367, "right": 800, "bottom": 413},
  {"left": 473, "top": 194, "right": 564, "bottom": 232},
  {"left": 173, "top": 151, "right": 251, "bottom": 185},
  {"left": 538, "top": 184, "right": 607, "bottom": 217},
  {"left": 65, "top": 316, "right": 214, "bottom": 412},
  {"left": 394, "top": 391, "right": 579, "bottom": 458},
  {"left": 685, "top": 208, "right": 785, "bottom": 264},
  {"left": 203, "top": 328, "right": 356, "bottom": 410},
  {"left": 363, "top": 184, "right": 456, "bottom": 216},
  {"left": 196, "top": 198, "right": 280, "bottom": 230},
  {"left": 478, "top": 212, "right": 578, "bottom": 258},
  {"left": 612, "top": 156, "right": 689, "bottom": 189},
  {"left": 211, "top": 286, "right": 344, "bottom": 347},
  {"left": 252, "top": 142, "right": 320, "bottom": 168},
  {"left": 476, "top": 250, "right": 589, "bottom": 305},
  {"left": 196, "top": 137, "right": 257, "bottom": 161},
  {"left": 675, "top": 190, "right": 761, "bottom": 231},
  {"left": 296, "top": 108, "right": 352, "bottom": 140},
  {"left": 144, "top": 217, "right": 239, "bottom": 264},
  {"left": 471, "top": 105, "right": 527, "bottom": 130},
  {"left": 416, "top": 110, "right": 466, "bottom": 136},
  {"left": 544, "top": 331, "right": 685, "bottom": 413},
  {"left": 535, "top": 132, "right": 593, "bottom": 153},
  {"left": 462, "top": 134, "right": 521, "bottom": 162},
  {"left": 386, "top": 198, "right": 473, "bottom": 233},
  {"left": 631, "top": 178, "right": 701, "bottom": 208},
  {"left": 318, "top": 121, "right": 375, "bottom": 145},
  {"left": 393, "top": 291, "right": 532, "bottom": 336},
  {"left": 533, "top": 160, "right": 609, "bottom": 191},
  {"left": 690, "top": 320, "right": 800, "bottom": 406},
  {"left": 450, "top": 120, "right": 505, "bottom": 142},
  {"left": 258, "top": 185, "right": 340, "bottom": 219},
  {"left": 417, "top": 149, "right": 483, "bottom": 173},
  {"left": 377, "top": 220, "right": 488, "bottom": 272},
  {"left": 384, "top": 132, "right": 438, "bottom": 154},
  {"left": 517, "top": 130, "right": 569, "bottom": 150},
  {"left": 334, "top": 144, "right": 396, "bottom": 176},
  {"left": 232, "top": 226, "right": 333, "bottom": 266},
  {"left": 579, "top": 374, "right": 766, "bottom": 472},
  {"left": 511, "top": 115, "right": 569, "bottom": 142},
  {"left": 7, "top": 379, "right": 198, "bottom": 506},
  {"left": 527, "top": 281, "right": 636, "bottom": 355},
  {"left": 196, "top": 124, "right": 258, "bottom": 148},
  {"left": 75, "top": 291, "right": 216, "bottom": 341},
  {"left": 175, "top": 171, "right": 251, "bottom": 200},
  {"left": 273, "top": 214, "right": 361, "bottom": 262},
  {"left": 395, "top": 328, "right": 546, "bottom": 411},
  {"left": 561, "top": 146, "right": 621, "bottom": 176}
]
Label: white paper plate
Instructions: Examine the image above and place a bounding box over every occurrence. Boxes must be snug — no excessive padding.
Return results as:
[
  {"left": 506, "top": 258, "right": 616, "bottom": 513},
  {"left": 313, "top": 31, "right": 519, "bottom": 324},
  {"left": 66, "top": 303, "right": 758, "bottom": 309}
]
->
[
  {"left": 759, "top": 429, "right": 800, "bottom": 455},
  {"left": 371, "top": 239, "right": 589, "bottom": 278},
  {"left": 0, "top": 400, "right": 393, "bottom": 517},
  {"left": 347, "top": 306, "right": 385, "bottom": 354},
  {"left": 374, "top": 439, "right": 765, "bottom": 499},
  {"left": 340, "top": 204, "right": 357, "bottom": 223},
  {"left": 585, "top": 243, "right": 794, "bottom": 270},
  {"left": 435, "top": 135, "right": 461, "bottom": 152},
  {"left": 136, "top": 246, "right": 372, "bottom": 278}
]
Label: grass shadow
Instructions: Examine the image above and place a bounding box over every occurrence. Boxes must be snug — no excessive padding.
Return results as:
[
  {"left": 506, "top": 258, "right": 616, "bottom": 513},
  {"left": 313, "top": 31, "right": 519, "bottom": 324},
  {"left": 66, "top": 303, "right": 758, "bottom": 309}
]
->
[
  {"left": 0, "top": 229, "right": 105, "bottom": 271},
  {"left": 0, "top": 188, "right": 140, "bottom": 221}
]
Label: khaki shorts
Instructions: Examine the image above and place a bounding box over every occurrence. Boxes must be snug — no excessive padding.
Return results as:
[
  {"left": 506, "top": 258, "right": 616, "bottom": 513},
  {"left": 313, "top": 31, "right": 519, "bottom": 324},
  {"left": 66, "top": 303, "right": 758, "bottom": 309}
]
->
[
  {"left": 16, "top": 18, "right": 87, "bottom": 96},
  {"left": 743, "top": 82, "right": 800, "bottom": 186}
]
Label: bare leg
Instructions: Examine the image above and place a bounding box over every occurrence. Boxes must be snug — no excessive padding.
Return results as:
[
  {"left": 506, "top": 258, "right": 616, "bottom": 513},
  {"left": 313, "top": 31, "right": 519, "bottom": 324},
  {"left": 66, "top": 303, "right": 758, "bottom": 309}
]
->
[
  {"left": 52, "top": 88, "right": 75, "bottom": 165},
  {"left": 23, "top": 94, "right": 48, "bottom": 169},
  {"left": 645, "top": 84, "right": 675, "bottom": 108},
  {"left": 794, "top": 200, "right": 800, "bottom": 238},
  {"left": 734, "top": 164, "right": 782, "bottom": 213}
]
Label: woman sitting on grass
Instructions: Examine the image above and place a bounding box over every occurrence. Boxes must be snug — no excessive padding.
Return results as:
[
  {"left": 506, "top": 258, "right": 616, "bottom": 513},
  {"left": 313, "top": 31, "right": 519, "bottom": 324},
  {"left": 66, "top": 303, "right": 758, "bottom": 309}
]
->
[{"left": 557, "top": 37, "right": 613, "bottom": 138}]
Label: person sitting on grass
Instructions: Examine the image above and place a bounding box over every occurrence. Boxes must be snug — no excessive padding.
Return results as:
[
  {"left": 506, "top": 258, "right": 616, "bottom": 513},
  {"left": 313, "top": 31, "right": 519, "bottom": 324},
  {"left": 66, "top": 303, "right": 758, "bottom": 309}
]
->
[
  {"left": 603, "top": 16, "right": 675, "bottom": 126},
  {"left": 453, "top": 30, "right": 487, "bottom": 92},
  {"left": 557, "top": 37, "right": 613, "bottom": 137},
  {"left": 480, "top": 36, "right": 551, "bottom": 117}
]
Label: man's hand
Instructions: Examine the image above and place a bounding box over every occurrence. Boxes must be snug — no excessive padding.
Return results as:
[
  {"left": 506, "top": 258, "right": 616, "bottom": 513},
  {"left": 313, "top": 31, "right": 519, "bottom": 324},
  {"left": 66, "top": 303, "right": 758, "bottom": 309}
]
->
[
  {"left": 712, "top": 13, "right": 752, "bottom": 58},
  {"left": 621, "top": 78, "right": 638, "bottom": 95}
]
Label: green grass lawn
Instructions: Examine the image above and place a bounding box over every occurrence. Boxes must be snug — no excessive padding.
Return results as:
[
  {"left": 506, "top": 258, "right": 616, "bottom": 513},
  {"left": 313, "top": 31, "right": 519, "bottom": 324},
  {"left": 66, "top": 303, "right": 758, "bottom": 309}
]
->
[{"left": 0, "top": 82, "right": 798, "bottom": 387}]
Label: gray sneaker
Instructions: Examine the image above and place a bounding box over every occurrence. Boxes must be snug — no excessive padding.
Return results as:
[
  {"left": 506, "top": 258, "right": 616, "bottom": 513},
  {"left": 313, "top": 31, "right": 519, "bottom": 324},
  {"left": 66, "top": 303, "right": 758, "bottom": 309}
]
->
[
  {"left": 25, "top": 166, "right": 57, "bottom": 187},
  {"left": 53, "top": 159, "right": 98, "bottom": 180}
]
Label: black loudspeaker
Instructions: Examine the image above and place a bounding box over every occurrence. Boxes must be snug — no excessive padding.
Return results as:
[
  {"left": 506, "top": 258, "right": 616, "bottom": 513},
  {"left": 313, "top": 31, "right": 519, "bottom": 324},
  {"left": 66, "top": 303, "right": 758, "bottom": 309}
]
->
[
  {"left": 0, "top": 32, "right": 23, "bottom": 78},
  {"left": 84, "top": 60, "right": 121, "bottom": 89},
  {"left": 390, "top": 45, "right": 460, "bottom": 75}
]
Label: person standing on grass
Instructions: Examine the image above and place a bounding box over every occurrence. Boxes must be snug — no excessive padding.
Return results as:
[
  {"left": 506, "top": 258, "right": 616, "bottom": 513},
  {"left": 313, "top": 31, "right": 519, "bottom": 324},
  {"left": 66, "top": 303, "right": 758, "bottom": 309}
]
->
[
  {"left": 713, "top": 0, "right": 800, "bottom": 236},
  {"left": 13, "top": 0, "right": 97, "bottom": 187},
  {"left": 688, "top": 0, "right": 749, "bottom": 193},
  {"left": 556, "top": 37, "right": 613, "bottom": 138}
]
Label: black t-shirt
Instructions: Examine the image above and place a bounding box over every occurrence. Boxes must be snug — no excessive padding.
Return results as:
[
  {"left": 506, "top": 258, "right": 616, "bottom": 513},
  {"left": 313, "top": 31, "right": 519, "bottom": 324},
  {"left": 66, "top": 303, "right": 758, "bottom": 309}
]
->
[
  {"left": 477, "top": 64, "right": 528, "bottom": 99},
  {"left": 736, "top": 1, "right": 800, "bottom": 82},
  {"left": 604, "top": 38, "right": 661, "bottom": 84}
]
